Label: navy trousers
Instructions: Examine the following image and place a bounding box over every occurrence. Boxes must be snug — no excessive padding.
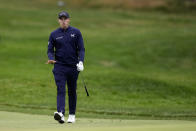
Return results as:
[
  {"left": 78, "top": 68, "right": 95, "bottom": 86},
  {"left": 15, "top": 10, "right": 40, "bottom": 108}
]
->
[{"left": 53, "top": 64, "right": 79, "bottom": 115}]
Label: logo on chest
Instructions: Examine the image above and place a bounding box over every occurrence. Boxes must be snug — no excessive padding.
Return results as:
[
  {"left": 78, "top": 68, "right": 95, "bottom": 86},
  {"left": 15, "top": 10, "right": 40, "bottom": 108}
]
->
[
  {"left": 71, "top": 34, "right": 75, "bottom": 38},
  {"left": 56, "top": 36, "right": 64, "bottom": 40}
]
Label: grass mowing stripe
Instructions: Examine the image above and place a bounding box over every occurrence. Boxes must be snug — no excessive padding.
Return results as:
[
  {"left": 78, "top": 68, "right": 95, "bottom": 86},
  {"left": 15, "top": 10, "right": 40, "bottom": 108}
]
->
[{"left": 1, "top": 103, "right": 196, "bottom": 120}]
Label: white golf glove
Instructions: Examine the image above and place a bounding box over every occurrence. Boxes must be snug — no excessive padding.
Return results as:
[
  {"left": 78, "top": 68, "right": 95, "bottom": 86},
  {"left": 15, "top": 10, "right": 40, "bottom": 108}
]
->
[{"left": 76, "top": 61, "right": 84, "bottom": 71}]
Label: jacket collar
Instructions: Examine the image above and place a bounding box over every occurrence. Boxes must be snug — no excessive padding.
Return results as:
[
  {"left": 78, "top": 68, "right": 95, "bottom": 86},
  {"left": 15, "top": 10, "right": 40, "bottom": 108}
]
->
[{"left": 59, "top": 26, "right": 71, "bottom": 32}]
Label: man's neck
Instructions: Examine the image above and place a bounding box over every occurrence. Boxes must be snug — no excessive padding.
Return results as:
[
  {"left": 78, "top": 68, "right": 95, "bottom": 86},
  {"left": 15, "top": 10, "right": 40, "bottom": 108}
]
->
[{"left": 61, "top": 25, "right": 69, "bottom": 30}]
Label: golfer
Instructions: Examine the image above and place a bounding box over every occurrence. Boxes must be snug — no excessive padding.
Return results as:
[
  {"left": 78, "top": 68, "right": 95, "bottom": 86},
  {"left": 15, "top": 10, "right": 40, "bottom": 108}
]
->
[{"left": 47, "top": 11, "right": 85, "bottom": 123}]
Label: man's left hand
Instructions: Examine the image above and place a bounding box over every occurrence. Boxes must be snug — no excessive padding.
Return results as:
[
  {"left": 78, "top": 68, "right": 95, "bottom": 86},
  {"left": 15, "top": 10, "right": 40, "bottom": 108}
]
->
[{"left": 76, "top": 61, "right": 84, "bottom": 71}]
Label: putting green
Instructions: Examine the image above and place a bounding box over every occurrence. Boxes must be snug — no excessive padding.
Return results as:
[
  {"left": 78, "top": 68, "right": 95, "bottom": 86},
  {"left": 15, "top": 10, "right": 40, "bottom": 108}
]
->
[{"left": 0, "top": 111, "right": 196, "bottom": 131}]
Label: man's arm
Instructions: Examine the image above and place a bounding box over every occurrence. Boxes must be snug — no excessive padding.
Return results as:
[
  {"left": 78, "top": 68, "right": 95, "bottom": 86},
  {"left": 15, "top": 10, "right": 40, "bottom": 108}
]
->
[
  {"left": 46, "top": 33, "right": 56, "bottom": 64},
  {"left": 76, "top": 30, "right": 85, "bottom": 71},
  {"left": 77, "top": 31, "right": 85, "bottom": 62}
]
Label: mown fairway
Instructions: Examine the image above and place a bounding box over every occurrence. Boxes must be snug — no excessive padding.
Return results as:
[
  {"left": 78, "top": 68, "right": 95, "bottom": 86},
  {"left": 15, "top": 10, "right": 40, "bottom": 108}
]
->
[
  {"left": 0, "top": 0, "right": 196, "bottom": 120},
  {"left": 1, "top": 111, "right": 196, "bottom": 131}
]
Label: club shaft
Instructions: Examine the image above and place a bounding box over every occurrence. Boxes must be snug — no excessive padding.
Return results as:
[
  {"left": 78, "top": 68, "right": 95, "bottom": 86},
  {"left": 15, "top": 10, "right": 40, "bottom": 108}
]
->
[{"left": 80, "top": 73, "right": 89, "bottom": 96}]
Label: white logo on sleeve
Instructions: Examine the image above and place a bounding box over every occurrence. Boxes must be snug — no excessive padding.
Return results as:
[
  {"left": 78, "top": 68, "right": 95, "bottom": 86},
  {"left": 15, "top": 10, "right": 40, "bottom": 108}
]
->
[
  {"left": 71, "top": 34, "right": 75, "bottom": 38},
  {"left": 48, "top": 41, "right": 50, "bottom": 45}
]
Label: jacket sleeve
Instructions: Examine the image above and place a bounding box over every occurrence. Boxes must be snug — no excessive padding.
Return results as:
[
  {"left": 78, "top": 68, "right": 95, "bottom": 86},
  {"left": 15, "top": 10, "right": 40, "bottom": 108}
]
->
[
  {"left": 47, "top": 33, "right": 55, "bottom": 60},
  {"left": 77, "top": 30, "right": 85, "bottom": 62}
]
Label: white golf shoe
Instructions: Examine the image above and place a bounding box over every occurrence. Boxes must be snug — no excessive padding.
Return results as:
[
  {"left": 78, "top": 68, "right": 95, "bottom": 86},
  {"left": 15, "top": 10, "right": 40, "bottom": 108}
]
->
[
  {"left": 54, "top": 112, "right": 65, "bottom": 124},
  {"left": 67, "top": 114, "right": 76, "bottom": 123}
]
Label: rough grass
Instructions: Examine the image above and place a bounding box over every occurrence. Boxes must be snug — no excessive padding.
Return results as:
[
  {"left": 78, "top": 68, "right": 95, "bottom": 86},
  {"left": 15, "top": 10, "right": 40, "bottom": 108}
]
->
[{"left": 0, "top": 0, "right": 196, "bottom": 119}]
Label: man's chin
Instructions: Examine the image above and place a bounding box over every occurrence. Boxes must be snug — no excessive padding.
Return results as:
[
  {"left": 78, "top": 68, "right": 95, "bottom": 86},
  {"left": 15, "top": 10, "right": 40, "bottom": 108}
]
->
[{"left": 61, "top": 25, "right": 68, "bottom": 29}]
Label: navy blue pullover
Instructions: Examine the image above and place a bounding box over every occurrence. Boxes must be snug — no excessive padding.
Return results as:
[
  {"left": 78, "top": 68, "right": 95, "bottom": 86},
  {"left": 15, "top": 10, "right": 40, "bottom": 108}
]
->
[{"left": 47, "top": 26, "right": 85, "bottom": 66}]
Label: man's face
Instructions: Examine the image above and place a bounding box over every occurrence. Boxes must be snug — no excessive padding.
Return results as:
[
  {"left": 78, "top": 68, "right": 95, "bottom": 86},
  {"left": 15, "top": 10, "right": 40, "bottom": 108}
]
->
[{"left": 58, "top": 17, "right": 70, "bottom": 29}]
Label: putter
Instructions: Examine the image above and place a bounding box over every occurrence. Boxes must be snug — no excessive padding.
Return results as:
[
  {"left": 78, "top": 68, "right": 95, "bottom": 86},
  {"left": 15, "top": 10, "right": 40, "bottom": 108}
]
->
[{"left": 80, "top": 73, "right": 89, "bottom": 96}]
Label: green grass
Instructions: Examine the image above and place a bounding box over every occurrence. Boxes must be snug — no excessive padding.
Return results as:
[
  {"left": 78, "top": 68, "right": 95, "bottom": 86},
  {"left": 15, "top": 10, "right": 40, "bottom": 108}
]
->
[
  {"left": 0, "top": 0, "right": 196, "bottom": 120},
  {"left": 1, "top": 111, "right": 196, "bottom": 131}
]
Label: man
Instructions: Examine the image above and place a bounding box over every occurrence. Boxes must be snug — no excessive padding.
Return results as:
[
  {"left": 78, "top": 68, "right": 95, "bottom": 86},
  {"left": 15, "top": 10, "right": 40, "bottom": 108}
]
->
[{"left": 47, "top": 11, "right": 85, "bottom": 124}]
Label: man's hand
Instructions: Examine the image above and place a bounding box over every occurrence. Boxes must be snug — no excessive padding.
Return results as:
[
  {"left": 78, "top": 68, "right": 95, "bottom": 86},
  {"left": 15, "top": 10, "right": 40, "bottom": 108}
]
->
[
  {"left": 76, "top": 61, "right": 84, "bottom": 71},
  {"left": 46, "top": 60, "right": 56, "bottom": 64}
]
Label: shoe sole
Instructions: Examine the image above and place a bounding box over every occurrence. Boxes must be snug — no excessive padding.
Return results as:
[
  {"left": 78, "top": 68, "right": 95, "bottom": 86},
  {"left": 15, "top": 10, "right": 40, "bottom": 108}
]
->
[
  {"left": 59, "top": 120, "right": 65, "bottom": 124},
  {"left": 67, "top": 121, "right": 75, "bottom": 123},
  {"left": 54, "top": 113, "right": 64, "bottom": 124}
]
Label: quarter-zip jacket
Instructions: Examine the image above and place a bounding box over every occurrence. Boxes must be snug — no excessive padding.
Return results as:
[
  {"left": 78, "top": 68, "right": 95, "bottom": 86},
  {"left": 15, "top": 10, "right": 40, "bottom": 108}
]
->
[{"left": 47, "top": 26, "right": 85, "bottom": 66}]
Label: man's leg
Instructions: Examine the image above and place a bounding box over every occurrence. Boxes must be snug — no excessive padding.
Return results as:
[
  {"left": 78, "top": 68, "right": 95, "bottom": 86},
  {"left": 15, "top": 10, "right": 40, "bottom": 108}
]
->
[
  {"left": 67, "top": 68, "right": 79, "bottom": 115},
  {"left": 53, "top": 68, "right": 66, "bottom": 115}
]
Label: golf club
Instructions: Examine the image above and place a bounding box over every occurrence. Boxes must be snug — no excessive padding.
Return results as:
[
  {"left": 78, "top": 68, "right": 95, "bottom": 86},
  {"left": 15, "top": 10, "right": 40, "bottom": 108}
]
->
[{"left": 80, "top": 73, "right": 89, "bottom": 96}]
